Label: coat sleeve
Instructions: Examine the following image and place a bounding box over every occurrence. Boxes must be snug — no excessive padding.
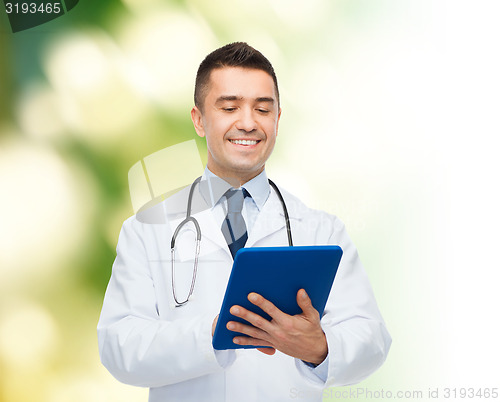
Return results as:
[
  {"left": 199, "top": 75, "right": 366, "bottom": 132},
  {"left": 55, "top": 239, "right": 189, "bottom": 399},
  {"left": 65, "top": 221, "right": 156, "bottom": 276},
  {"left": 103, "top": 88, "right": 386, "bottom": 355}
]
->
[
  {"left": 297, "top": 215, "right": 392, "bottom": 387},
  {"left": 97, "top": 217, "right": 234, "bottom": 388}
]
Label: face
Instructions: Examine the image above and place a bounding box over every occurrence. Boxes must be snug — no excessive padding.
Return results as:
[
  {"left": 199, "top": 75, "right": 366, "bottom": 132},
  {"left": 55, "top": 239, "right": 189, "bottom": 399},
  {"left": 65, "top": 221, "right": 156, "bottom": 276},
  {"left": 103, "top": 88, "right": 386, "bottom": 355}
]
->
[{"left": 191, "top": 67, "right": 281, "bottom": 185}]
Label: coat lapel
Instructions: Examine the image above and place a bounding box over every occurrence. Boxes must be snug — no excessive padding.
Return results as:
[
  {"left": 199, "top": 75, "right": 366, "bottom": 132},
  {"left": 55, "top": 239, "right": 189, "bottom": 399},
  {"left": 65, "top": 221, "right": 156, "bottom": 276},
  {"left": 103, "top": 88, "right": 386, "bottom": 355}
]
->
[
  {"left": 195, "top": 208, "right": 232, "bottom": 258},
  {"left": 246, "top": 190, "right": 301, "bottom": 248},
  {"left": 168, "top": 201, "right": 232, "bottom": 262}
]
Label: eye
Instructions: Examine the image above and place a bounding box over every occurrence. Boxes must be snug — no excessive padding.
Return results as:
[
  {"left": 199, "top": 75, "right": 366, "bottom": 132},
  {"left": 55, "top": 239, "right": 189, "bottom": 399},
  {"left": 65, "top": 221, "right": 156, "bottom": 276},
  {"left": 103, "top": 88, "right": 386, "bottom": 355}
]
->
[
  {"left": 257, "top": 108, "right": 270, "bottom": 114},
  {"left": 223, "top": 107, "right": 237, "bottom": 112}
]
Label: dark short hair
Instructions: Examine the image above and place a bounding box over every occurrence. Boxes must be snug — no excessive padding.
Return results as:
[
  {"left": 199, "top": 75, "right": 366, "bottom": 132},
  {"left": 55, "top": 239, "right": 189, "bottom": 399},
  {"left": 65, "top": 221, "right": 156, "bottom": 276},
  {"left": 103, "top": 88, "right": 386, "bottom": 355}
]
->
[{"left": 194, "top": 42, "right": 280, "bottom": 110}]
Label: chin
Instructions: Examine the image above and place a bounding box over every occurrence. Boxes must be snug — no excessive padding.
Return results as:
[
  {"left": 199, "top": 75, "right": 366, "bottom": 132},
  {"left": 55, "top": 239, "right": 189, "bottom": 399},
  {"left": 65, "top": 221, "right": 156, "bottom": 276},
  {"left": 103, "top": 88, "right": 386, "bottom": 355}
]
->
[{"left": 231, "top": 162, "right": 262, "bottom": 174}]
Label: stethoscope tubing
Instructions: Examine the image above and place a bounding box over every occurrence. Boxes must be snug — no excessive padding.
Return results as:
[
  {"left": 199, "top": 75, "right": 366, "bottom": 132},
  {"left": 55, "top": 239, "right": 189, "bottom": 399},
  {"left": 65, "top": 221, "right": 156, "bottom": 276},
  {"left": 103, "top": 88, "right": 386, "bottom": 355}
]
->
[{"left": 171, "top": 176, "right": 292, "bottom": 307}]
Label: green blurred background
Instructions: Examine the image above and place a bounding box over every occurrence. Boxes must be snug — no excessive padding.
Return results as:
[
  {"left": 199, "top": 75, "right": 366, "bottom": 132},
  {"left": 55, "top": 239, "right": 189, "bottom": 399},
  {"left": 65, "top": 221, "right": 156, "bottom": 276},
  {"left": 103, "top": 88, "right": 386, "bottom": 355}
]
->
[{"left": 1, "top": 1, "right": 499, "bottom": 401}]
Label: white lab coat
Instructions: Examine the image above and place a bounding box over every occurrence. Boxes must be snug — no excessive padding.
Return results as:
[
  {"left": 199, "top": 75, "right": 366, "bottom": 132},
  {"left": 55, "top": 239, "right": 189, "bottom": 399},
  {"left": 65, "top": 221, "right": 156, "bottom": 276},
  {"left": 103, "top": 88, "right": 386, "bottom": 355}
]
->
[{"left": 97, "top": 182, "right": 391, "bottom": 402}]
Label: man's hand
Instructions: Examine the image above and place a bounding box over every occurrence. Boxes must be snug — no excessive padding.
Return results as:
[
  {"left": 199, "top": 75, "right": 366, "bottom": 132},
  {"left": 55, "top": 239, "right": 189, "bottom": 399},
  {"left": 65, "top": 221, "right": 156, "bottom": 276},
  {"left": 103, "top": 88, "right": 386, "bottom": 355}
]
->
[{"left": 226, "top": 289, "right": 328, "bottom": 365}]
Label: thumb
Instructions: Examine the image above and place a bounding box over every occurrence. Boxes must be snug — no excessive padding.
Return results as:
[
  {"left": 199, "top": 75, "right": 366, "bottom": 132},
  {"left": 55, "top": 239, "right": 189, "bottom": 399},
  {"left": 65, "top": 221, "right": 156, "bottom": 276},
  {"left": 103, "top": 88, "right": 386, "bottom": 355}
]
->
[
  {"left": 297, "top": 289, "right": 318, "bottom": 318},
  {"left": 212, "top": 314, "right": 219, "bottom": 337}
]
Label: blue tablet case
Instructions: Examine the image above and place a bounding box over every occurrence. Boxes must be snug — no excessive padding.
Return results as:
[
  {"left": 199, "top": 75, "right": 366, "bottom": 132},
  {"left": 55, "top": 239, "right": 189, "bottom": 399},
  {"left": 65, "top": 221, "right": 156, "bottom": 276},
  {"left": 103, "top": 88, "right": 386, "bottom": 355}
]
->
[{"left": 212, "top": 245, "right": 343, "bottom": 350}]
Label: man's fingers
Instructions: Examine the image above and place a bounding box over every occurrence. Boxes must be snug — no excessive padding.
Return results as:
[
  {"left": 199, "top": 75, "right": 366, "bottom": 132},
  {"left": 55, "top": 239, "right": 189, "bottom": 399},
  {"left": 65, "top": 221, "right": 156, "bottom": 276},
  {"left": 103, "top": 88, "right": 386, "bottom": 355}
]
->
[
  {"left": 296, "top": 289, "right": 319, "bottom": 318},
  {"left": 232, "top": 335, "right": 274, "bottom": 348},
  {"left": 230, "top": 304, "right": 274, "bottom": 332},
  {"left": 257, "top": 347, "right": 276, "bottom": 355},
  {"left": 247, "top": 293, "right": 284, "bottom": 322},
  {"left": 227, "top": 320, "right": 269, "bottom": 341}
]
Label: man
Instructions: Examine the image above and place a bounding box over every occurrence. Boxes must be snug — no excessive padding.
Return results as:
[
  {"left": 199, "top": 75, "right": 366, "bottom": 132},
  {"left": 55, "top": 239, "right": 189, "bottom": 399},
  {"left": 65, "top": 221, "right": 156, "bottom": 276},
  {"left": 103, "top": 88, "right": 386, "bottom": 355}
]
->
[{"left": 98, "top": 42, "right": 391, "bottom": 402}]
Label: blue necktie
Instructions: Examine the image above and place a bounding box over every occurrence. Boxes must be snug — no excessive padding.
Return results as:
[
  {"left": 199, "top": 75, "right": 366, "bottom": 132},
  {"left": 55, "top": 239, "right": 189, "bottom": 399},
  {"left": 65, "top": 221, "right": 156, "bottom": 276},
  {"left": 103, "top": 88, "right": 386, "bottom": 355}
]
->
[{"left": 222, "top": 188, "right": 248, "bottom": 258}]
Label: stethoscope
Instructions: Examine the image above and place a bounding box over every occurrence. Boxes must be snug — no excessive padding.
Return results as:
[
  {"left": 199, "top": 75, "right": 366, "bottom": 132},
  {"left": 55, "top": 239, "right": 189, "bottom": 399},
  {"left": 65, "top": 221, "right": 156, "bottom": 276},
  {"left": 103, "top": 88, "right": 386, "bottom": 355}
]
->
[{"left": 171, "top": 176, "right": 293, "bottom": 307}]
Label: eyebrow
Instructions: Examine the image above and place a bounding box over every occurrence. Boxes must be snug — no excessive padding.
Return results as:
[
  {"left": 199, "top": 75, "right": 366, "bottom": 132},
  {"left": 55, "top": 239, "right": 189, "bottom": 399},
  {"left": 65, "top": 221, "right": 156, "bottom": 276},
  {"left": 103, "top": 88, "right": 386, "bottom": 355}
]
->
[
  {"left": 215, "top": 95, "right": 275, "bottom": 104},
  {"left": 255, "top": 97, "right": 275, "bottom": 104},
  {"left": 215, "top": 95, "right": 243, "bottom": 103}
]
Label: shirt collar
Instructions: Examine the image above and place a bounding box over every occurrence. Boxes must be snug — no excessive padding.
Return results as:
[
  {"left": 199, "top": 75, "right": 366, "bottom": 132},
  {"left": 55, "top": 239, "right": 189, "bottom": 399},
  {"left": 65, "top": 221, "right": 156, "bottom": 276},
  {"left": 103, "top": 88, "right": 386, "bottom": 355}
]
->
[
  {"left": 199, "top": 167, "right": 270, "bottom": 211},
  {"left": 198, "top": 168, "right": 232, "bottom": 209},
  {"left": 241, "top": 169, "right": 270, "bottom": 211}
]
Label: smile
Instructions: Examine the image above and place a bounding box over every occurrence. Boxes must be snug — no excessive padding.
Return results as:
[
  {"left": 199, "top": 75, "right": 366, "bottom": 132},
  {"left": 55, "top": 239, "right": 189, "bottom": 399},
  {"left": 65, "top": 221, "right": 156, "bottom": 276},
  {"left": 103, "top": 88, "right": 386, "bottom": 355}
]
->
[{"left": 229, "top": 139, "right": 260, "bottom": 145}]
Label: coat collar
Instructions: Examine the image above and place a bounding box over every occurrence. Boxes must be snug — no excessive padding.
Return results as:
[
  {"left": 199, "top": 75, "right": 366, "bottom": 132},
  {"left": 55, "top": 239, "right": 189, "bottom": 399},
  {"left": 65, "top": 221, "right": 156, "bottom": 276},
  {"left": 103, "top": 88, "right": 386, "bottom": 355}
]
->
[{"left": 141, "top": 176, "right": 303, "bottom": 261}]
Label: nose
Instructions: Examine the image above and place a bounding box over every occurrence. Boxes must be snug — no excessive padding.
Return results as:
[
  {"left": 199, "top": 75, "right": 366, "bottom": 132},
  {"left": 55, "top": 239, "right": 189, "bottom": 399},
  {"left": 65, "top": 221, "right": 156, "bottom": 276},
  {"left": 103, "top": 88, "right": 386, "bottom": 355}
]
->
[{"left": 235, "top": 108, "right": 257, "bottom": 132}]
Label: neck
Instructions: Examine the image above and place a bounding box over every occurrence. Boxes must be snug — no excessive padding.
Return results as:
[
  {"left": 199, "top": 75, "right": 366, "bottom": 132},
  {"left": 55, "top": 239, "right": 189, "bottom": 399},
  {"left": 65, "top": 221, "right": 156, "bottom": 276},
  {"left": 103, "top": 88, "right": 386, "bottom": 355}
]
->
[{"left": 207, "top": 165, "right": 264, "bottom": 188}]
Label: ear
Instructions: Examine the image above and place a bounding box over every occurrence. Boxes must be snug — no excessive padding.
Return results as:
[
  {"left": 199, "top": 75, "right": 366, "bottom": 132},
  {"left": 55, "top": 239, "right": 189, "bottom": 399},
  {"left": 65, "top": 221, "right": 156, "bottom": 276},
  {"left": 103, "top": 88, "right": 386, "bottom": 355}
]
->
[
  {"left": 191, "top": 106, "right": 205, "bottom": 138},
  {"left": 275, "top": 107, "right": 282, "bottom": 137}
]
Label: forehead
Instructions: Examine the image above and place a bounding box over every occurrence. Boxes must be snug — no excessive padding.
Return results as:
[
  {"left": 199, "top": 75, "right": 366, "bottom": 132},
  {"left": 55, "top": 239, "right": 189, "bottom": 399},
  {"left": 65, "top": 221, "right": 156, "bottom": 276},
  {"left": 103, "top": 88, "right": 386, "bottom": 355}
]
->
[{"left": 206, "top": 67, "right": 277, "bottom": 100}]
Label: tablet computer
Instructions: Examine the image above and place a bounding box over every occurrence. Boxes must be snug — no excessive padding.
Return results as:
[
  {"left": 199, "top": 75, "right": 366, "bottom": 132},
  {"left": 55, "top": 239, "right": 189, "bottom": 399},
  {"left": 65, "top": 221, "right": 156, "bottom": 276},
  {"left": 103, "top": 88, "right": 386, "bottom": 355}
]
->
[{"left": 212, "top": 245, "right": 343, "bottom": 350}]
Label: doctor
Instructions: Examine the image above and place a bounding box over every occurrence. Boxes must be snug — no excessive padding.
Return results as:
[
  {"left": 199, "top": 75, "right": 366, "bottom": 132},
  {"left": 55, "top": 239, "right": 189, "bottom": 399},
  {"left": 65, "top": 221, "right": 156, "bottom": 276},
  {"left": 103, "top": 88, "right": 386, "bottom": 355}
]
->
[{"left": 98, "top": 42, "right": 391, "bottom": 402}]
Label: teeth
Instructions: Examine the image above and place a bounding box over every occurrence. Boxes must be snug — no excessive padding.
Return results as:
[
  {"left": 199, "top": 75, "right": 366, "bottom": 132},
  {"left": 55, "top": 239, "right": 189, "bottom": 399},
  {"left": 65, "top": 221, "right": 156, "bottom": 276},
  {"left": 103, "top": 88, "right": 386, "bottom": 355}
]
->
[{"left": 230, "top": 139, "right": 258, "bottom": 145}]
